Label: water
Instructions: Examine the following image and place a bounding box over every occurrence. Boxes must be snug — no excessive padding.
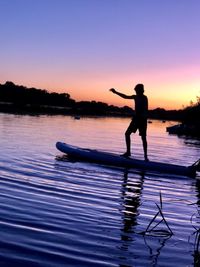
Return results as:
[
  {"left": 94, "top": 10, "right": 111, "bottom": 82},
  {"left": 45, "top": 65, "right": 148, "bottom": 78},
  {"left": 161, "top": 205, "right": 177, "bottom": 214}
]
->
[{"left": 0, "top": 113, "right": 200, "bottom": 267}]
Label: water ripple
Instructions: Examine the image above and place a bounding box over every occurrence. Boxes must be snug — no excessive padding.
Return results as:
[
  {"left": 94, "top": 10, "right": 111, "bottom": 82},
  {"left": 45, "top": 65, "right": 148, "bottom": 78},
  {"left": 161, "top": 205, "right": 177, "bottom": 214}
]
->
[{"left": 0, "top": 115, "right": 200, "bottom": 266}]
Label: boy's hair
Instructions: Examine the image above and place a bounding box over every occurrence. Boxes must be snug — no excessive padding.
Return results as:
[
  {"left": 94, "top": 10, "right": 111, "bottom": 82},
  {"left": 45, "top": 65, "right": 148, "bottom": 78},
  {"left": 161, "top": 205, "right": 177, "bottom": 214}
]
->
[{"left": 134, "top": 84, "right": 144, "bottom": 94}]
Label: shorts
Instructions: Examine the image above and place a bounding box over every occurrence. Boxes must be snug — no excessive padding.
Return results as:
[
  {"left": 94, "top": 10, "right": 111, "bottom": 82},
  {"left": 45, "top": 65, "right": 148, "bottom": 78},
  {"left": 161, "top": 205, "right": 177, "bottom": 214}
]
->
[{"left": 126, "top": 117, "right": 147, "bottom": 136}]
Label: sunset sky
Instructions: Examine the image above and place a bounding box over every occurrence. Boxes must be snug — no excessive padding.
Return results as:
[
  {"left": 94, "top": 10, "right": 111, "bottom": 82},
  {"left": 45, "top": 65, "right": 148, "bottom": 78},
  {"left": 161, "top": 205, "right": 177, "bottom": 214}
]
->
[{"left": 1, "top": 0, "right": 200, "bottom": 109}]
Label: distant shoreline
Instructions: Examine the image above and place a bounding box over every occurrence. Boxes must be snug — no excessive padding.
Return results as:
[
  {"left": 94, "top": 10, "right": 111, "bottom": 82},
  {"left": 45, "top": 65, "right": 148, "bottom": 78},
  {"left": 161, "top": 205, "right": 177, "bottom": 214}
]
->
[
  {"left": 1, "top": 81, "right": 200, "bottom": 136},
  {"left": 0, "top": 101, "right": 182, "bottom": 121},
  {"left": 1, "top": 102, "right": 200, "bottom": 137},
  {"left": 0, "top": 81, "right": 183, "bottom": 120}
]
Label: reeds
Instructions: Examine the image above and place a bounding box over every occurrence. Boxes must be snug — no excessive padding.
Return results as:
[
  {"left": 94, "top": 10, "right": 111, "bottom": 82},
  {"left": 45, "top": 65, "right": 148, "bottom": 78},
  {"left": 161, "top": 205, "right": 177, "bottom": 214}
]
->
[
  {"left": 190, "top": 208, "right": 200, "bottom": 264},
  {"left": 144, "top": 191, "right": 173, "bottom": 236}
]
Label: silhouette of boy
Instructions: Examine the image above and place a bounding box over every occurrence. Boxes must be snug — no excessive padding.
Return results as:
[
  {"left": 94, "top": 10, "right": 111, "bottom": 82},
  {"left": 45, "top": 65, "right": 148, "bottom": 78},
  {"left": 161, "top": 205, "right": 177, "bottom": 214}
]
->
[{"left": 110, "top": 84, "right": 149, "bottom": 161}]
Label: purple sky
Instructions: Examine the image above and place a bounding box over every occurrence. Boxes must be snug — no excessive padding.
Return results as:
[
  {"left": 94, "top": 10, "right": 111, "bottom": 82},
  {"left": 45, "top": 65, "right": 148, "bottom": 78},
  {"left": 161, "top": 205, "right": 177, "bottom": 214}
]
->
[{"left": 1, "top": 0, "right": 200, "bottom": 109}]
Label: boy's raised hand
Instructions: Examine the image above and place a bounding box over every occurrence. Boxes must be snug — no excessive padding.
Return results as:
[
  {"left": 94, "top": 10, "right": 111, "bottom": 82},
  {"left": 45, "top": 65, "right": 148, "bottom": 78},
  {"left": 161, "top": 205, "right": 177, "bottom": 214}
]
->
[{"left": 109, "top": 88, "right": 116, "bottom": 93}]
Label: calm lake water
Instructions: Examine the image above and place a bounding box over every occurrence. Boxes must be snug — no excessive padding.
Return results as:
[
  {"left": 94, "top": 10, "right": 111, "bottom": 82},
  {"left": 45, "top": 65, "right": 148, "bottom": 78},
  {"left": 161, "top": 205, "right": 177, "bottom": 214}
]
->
[{"left": 0, "top": 113, "right": 200, "bottom": 267}]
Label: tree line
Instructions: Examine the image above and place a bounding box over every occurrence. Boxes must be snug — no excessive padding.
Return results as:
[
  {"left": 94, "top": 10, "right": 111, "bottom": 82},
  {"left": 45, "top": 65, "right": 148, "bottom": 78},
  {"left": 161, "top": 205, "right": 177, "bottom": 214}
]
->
[
  {"left": 0, "top": 81, "right": 75, "bottom": 107},
  {"left": 0, "top": 81, "right": 133, "bottom": 116},
  {"left": 0, "top": 81, "right": 199, "bottom": 126}
]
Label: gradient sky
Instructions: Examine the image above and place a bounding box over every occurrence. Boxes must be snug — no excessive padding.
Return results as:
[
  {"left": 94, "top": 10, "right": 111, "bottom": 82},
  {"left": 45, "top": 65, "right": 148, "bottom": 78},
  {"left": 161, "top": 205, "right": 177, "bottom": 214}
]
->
[{"left": 1, "top": 0, "right": 200, "bottom": 109}]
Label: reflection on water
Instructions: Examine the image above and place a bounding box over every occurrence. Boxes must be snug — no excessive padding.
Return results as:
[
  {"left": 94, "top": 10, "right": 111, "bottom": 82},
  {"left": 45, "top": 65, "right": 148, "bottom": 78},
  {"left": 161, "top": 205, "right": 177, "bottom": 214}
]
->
[
  {"left": 119, "top": 170, "right": 143, "bottom": 258},
  {"left": 0, "top": 113, "right": 200, "bottom": 266},
  {"left": 120, "top": 170, "right": 143, "bottom": 234},
  {"left": 119, "top": 170, "right": 174, "bottom": 267}
]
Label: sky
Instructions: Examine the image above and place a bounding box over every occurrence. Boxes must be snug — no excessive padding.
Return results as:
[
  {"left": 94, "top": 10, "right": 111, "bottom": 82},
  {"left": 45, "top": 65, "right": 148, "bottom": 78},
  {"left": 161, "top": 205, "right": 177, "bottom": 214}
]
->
[{"left": 1, "top": 0, "right": 200, "bottom": 110}]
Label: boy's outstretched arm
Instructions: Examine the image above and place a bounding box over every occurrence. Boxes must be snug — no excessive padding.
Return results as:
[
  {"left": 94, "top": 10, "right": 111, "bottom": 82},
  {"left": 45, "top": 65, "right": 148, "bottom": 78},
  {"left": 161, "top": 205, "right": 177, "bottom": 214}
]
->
[{"left": 109, "top": 88, "right": 134, "bottom": 99}]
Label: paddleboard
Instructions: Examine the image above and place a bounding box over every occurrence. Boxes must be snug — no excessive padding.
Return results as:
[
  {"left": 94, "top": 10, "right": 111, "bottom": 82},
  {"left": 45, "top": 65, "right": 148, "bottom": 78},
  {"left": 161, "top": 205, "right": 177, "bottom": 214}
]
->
[{"left": 56, "top": 142, "right": 198, "bottom": 177}]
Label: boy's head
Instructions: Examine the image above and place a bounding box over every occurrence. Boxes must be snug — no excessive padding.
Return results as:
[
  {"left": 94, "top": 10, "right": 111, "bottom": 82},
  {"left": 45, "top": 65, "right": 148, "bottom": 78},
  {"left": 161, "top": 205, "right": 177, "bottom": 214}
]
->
[{"left": 134, "top": 84, "right": 144, "bottom": 95}]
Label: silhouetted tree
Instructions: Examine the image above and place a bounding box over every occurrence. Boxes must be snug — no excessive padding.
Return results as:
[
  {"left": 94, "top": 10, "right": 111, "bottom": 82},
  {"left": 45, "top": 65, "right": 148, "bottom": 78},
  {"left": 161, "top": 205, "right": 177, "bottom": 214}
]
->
[{"left": 0, "top": 81, "right": 75, "bottom": 107}]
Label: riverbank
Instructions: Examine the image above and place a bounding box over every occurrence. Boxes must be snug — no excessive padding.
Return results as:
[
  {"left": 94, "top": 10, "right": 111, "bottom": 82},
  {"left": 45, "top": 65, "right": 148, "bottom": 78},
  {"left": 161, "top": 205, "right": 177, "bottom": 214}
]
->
[
  {"left": 167, "top": 123, "right": 200, "bottom": 137},
  {"left": 0, "top": 101, "right": 183, "bottom": 120},
  {"left": 0, "top": 81, "right": 184, "bottom": 119},
  {"left": 1, "top": 80, "right": 200, "bottom": 136},
  {"left": 2, "top": 102, "right": 200, "bottom": 137}
]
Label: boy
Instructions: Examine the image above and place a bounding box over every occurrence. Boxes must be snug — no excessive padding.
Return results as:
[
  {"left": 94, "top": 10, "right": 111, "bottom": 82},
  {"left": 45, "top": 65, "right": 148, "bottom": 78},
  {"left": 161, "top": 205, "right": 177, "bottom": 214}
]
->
[{"left": 110, "top": 84, "right": 149, "bottom": 161}]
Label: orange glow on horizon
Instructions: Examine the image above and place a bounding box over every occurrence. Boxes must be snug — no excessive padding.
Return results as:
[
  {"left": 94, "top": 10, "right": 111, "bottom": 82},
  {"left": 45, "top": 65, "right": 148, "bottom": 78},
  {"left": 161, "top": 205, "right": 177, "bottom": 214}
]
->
[
  {"left": 1, "top": 63, "right": 199, "bottom": 111},
  {"left": 1, "top": 77, "right": 198, "bottom": 111}
]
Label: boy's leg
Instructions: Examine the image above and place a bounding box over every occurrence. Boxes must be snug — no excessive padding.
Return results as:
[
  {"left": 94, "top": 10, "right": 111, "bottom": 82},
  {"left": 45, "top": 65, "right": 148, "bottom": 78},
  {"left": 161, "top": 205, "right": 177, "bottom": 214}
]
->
[
  {"left": 139, "top": 118, "right": 148, "bottom": 161},
  {"left": 124, "top": 130, "right": 131, "bottom": 156},
  {"left": 141, "top": 135, "right": 148, "bottom": 161},
  {"left": 122, "top": 118, "right": 136, "bottom": 157}
]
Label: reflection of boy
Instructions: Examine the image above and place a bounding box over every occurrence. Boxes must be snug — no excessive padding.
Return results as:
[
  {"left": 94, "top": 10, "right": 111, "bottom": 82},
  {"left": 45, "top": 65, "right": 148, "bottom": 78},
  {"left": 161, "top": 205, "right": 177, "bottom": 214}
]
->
[{"left": 110, "top": 84, "right": 148, "bottom": 161}]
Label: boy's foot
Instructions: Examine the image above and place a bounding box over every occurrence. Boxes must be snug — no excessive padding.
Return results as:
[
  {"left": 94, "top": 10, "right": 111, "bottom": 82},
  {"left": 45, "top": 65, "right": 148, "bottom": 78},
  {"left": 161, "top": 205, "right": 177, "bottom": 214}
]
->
[
  {"left": 145, "top": 156, "right": 149, "bottom": 162},
  {"left": 121, "top": 152, "right": 131, "bottom": 158}
]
